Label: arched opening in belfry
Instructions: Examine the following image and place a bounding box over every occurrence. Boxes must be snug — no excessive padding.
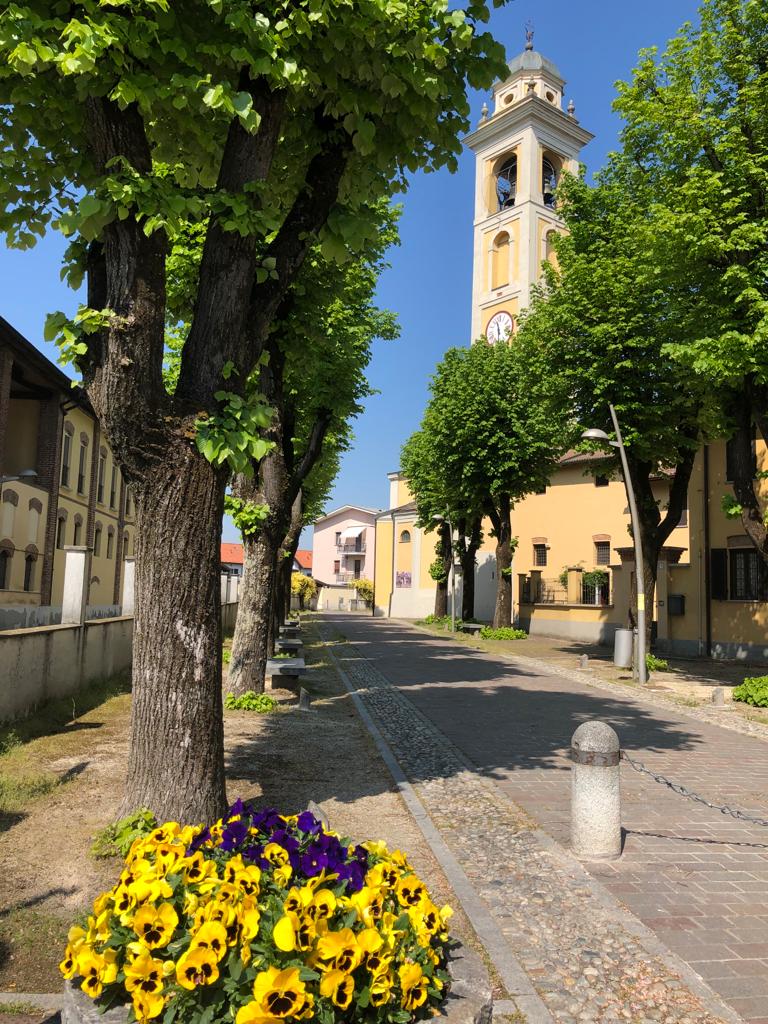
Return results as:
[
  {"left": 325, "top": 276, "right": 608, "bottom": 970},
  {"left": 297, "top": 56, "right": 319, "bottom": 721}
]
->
[
  {"left": 495, "top": 156, "right": 517, "bottom": 210},
  {"left": 491, "top": 231, "right": 510, "bottom": 289}
]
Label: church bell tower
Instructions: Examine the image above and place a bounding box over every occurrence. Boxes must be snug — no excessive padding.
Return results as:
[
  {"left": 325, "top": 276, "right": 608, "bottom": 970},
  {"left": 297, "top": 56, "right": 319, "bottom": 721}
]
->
[{"left": 464, "top": 30, "right": 593, "bottom": 342}]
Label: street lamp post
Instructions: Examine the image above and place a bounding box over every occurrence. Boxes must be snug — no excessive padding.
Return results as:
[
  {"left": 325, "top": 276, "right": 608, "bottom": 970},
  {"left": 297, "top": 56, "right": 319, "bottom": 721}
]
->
[
  {"left": 0, "top": 469, "right": 38, "bottom": 504},
  {"left": 582, "top": 405, "right": 648, "bottom": 686},
  {"left": 432, "top": 513, "right": 456, "bottom": 633}
]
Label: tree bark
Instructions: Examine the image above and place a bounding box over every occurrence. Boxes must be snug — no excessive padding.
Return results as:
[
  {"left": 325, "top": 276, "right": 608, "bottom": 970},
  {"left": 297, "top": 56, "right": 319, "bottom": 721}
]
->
[
  {"left": 458, "top": 517, "right": 481, "bottom": 621},
  {"left": 729, "top": 394, "right": 768, "bottom": 564},
  {"left": 433, "top": 522, "right": 451, "bottom": 617},
  {"left": 123, "top": 452, "right": 227, "bottom": 823},
  {"left": 490, "top": 496, "right": 513, "bottom": 628},
  {"left": 228, "top": 527, "right": 280, "bottom": 696}
]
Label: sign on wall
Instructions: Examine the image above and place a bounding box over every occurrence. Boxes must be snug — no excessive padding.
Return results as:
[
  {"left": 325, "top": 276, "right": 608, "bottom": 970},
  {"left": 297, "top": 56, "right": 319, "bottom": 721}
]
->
[{"left": 396, "top": 571, "right": 412, "bottom": 589}]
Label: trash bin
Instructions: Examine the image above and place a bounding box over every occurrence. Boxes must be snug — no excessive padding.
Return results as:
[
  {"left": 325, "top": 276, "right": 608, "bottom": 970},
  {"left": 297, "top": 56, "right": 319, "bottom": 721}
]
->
[{"left": 614, "top": 628, "right": 634, "bottom": 669}]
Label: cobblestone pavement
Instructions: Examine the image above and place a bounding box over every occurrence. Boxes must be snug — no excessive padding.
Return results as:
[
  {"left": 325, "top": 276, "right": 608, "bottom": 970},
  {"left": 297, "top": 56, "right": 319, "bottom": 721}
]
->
[{"left": 320, "top": 616, "right": 745, "bottom": 1024}]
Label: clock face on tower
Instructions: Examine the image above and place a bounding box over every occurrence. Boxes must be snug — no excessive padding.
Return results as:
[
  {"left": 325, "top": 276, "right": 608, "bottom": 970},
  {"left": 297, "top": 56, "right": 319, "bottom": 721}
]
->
[{"left": 486, "top": 311, "right": 513, "bottom": 343}]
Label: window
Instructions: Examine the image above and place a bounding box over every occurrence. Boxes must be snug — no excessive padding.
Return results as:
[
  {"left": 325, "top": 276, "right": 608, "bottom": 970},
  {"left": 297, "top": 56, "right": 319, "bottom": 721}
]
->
[
  {"left": 23, "top": 554, "right": 35, "bottom": 592},
  {"left": 109, "top": 466, "right": 117, "bottom": 509},
  {"left": 123, "top": 532, "right": 130, "bottom": 557},
  {"left": 125, "top": 489, "right": 132, "bottom": 517},
  {"left": 106, "top": 530, "right": 114, "bottom": 559},
  {"left": 77, "top": 440, "right": 87, "bottom": 494},
  {"left": 73, "top": 518, "right": 82, "bottom": 546},
  {"left": 1, "top": 493, "right": 15, "bottom": 537},
  {"left": 399, "top": 530, "right": 411, "bottom": 543},
  {"left": 542, "top": 157, "right": 557, "bottom": 207},
  {"left": 94, "top": 524, "right": 102, "bottom": 557},
  {"left": 335, "top": 531, "right": 341, "bottom": 545},
  {"left": 27, "top": 500, "right": 41, "bottom": 545},
  {"left": 594, "top": 475, "right": 609, "bottom": 488},
  {"left": 97, "top": 450, "right": 106, "bottom": 504},
  {"left": 60, "top": 430, "right": 72, "bottom": 488},
  {"left": 354, "top": 559, "right": 362, "bottom": 580},
  {"left": 333, "top": 559, "right": 340, "bottom": 575},
  {"left": 496, "top": 156, "right": 517, "bottom": 210},
  {"left": 533, "top": 543, "right": 548, "bottom": 567},
  {"left": 491, "top": 232, "right": 510, "bottom": 290},
  {"left": 56, "top": 514, "right": 66, "bottom": 549},
  {"left": 730, "top": 549, "right": 763, "bottom": 601},
  {"left": 725, "top": 429, "right": 757, "bottom": 483},
  {"left": 0, "top": 550, "right": 9, "bottom": 589},
  {"left": 595, "top": 541, "right": 611, "bottom": 566}
]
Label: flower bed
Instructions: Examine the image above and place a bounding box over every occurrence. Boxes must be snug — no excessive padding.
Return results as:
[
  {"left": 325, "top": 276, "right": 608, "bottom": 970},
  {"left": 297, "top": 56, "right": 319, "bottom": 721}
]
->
[{"left": 61, "top": 801, "right": 454, "bottom": 1024}]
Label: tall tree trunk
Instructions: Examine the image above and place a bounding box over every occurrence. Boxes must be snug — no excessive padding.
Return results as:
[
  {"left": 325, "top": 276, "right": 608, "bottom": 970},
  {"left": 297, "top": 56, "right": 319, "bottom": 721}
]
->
[
  {"left": 491, "top": 496, "right": 513, "bottom": 628},
  {"left": 433, "top": 522, "right": 451, "bottom": 617},
  {"left": 459, "top": 516, "right": 481, "bottom": 621},
  {"left": 279, "top": 491, "right": 304, "bottom": 618},
  {"left": 123, "top": 454, "right": 227, "bottom": 823},
  {"left": 228, "top": 528, "right": 280, "bottom": 695},
  {"left": 730, "top": 393, "right": 768, "bottom": 564}
]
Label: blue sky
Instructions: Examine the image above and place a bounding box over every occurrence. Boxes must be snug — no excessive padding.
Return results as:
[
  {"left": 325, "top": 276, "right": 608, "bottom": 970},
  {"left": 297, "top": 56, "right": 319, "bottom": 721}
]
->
[{"left": 1, "top": 0, "right": 701, "bottom": 545}]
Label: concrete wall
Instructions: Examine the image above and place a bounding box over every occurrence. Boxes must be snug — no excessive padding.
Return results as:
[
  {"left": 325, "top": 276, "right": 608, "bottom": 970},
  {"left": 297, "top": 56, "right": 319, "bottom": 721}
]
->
[{"left": 0, "top": 615, "right": 133, "bottom": 721}]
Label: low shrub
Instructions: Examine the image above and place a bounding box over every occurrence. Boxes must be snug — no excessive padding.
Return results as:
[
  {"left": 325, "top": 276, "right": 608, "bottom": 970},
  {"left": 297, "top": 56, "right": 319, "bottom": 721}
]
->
[
  {"left": 733, "top": 675, "right": 768, "bottom": 707},
  {"left": 645, "top": 654, "right": 669, "bottom": 673},
  {"left": 91, "top": 808, "right": 157, "bottom": 859},
  {"left": 222, "top": 647, "right": 232, "bottom": 665},
  {"left": 273, "top": 652, "right": 294, "bottom": 660},
  {"left": 224, "top": 691, "right": 278, "bottom": 713},
  {"left": 479, "top": 627, "right": 527, "bottom": 640},
  {"left": 62, "top": 801, "right": 453, "bottom": 1024}
]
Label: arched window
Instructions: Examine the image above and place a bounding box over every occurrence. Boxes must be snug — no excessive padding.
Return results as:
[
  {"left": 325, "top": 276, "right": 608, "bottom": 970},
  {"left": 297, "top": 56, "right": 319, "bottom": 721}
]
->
[
  {"left": 56, "top": 512, "right": 67, "bottom": 549},
  {"left": 61, "top": 422, "right": 74, "bottom": 488},
  {"left": 542, "top": 157, "right": 557, "bottom": 208},
  {"left": 399, "top": 530, "right": 411, "bottom": 544},
  {"left": 496, "top": 156, "right": 517, "bottom": 210},
  {"left": 73, "top": 515, "right": 83, "bottom": 546},
  {"left": 491, "top": 231, "right": 510, "bottom": 289},
  {"left": 106, "top": 528, "right": 114, "bottom": 559},
  {"left": 94, "top": 523, "right": 103, "bottom": 557},
  {"left": 124, "top": 532, "right": 130, "bottom": 557},
  {"left": 1, "top": 490, "right": 17, "bottom": 538},
  {"left": 0, "top": 549, "right": 10, "bottom": 590},
  {"left": 77, "top": 433, "right": 89, "bottom": 495},
  {"left": 28, "top": 498, "right": 42, "bottom": 545},
  {"left": 23, "top": 553, "right": 36, "bottom": 592}
]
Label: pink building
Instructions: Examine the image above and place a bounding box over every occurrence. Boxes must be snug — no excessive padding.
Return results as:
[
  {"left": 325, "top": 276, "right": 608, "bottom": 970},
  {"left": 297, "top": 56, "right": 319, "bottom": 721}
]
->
[{"left": 312, "top": 505, "right": 378, "bottom": 587}]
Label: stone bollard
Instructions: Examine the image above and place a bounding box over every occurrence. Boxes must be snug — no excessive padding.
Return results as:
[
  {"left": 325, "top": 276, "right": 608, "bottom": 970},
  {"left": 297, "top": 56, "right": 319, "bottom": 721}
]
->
[
  {"left": 578, "top": 654, "right": 589, "bottom": 670},
  {"left": 570, "top": 721, "right": 622, "bottom": 861},
  {"left": 299, "top": 688, "right": 312, "bottom": 711},
  {"left": 711, "top": 686, "right": 725, "bottom": 707}
]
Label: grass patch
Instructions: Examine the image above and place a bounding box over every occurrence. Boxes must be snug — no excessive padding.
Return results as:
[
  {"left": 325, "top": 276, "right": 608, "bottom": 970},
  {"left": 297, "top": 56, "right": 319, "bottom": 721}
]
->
[
  {"left": 0, "top": 771, "right": 60, "bottom": 814},
  {"left": 0, "top": 909, "right": 70, "bottom": 993},
  {"left": 479, "top": 626, "right": 527, "bottom": 640},
  {"left": 224, "top": 691, "right": 278, "bottom": 713},
  {"left": 0, "top": 1002, "right": 48, "bottom": 1016}
]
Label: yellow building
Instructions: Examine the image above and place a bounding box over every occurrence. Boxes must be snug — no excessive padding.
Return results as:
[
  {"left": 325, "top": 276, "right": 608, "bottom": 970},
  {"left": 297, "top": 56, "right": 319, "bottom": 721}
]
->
[
  {"left": 0, "top": 316, "right": 135, "bottom": 627},
  {"left": 374, "top": 36, "right": 768, "bottom": 662}
]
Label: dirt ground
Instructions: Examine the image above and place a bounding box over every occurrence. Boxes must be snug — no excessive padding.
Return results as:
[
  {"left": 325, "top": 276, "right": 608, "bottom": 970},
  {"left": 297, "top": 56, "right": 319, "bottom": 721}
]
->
[{"left": 0, "top": 618, "right": 470, "bottom": 996}]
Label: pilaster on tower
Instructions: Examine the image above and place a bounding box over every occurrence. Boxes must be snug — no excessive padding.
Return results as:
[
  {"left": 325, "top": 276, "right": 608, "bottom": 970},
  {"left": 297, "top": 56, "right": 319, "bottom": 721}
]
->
[{"left": 464, "top": 35, "right": 593, "bottom": 343}]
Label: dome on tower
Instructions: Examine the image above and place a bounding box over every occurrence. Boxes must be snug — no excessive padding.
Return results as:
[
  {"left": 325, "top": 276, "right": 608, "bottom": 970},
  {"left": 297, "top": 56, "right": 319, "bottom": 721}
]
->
[{"left": 506, "top": 48, "right": 564, "bottom": 83}]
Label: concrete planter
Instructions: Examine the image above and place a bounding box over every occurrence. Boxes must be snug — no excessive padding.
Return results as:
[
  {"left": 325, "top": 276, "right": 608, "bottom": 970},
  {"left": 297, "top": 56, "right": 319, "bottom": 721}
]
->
[{"left": 63, "top": 942, "right": 491, "bottom": 1024}]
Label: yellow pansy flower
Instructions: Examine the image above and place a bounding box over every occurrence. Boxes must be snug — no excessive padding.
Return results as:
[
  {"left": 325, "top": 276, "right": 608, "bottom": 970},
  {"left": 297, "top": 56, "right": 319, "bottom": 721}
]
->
[
  {"left": 77, "top": 948, "right": 118, "bottom": 999},
  {"left": 272, "top": 863, "right": 293, "bottom": 888},
  {"left": 307, "top": 888, "right": 337, "bottom": 922},
  {"left": 369, "top": 972, "right": 394, "bottom": 1007},
  {"left": 251, "top": 966, "right": 313, "bottom": 1019},
  {"left": 365, "top": 861, "right": 400, "bottom": 889},
  {"left": 124, "top": 949, "right": 165, "bottom": 994},
  {"left": 395, "top": 874, "right": 427, "bottom": 908},
  {"left": 59, "top": 945, "right": 78, "bottom": 980},
  {"left": 240, "top": 907, "right": 261, "bottom": 945},
  {"left": 348, "top": 886, "right": 384, "bottom": 925},
  {"left": 314, "top": 928, "right": 362, "bottom": 974},
  {"left": 190, "top": 921, "right": 228, "bottom": 962},
  {"left": 176, "top": 946, "right": 220, "bottom": 990},
  {"left": 273, "top": 912, "right": 314, "bottom": 952},
  {"left": 133, "top": 902, "right": 179, "bottom": 949},
  {"left": 263, "top": 843, "right": 290, "bottom": 867},
  {"left": 183, "top": 851, "right": 219, "bottom": 890},
  {"left": 399, "top": 962, "right": 429, "bottom": 1011},
  {"left": 283, "top": 886, "right": 313, "bottom": 916},
  {"left": 132, "top": 989, "right": 165, "bottom": 1022},
  {"left": 319, "top": 969, "right": 354, "bottom": 1009}
]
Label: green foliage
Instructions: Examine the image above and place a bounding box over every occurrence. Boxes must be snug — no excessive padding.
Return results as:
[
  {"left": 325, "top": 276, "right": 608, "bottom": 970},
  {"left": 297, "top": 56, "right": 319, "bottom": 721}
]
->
[
  {"left": 291, "top": 572, "right": 317, "bottom": 604},
  {"left": 223, "top": 691, "right": 278, "bottom": 713},
  {"left": 583, "top": 569, "right": 609, "bottom": 588},
  {"left": 349, "top": 577, "right": 374, "bottom": 607},
  {"left": 44, "top": 306, "right": 119, "bottom": 370},
  {"left": 91, "top": 808, "right": 157, "bottom": 859},
  {"left": 429, "top": 558, "right": 449, "bottom": 583},
  {"left": 196, "top": 389, "right": 274, "bottom": 475},
  {"left": 733, "top": 676, "right": 768, "bottom": 708},
  {"left": 479, "top": 626, "right": 527, "bottom": 640},
  {"left": 421, "top": 614, "right": 461, "bottom": 629},
  {"left": 225, "top": 495, "right": 270, "bottom": 537},
  {"left": 645, "top": 654, "right": 669, "bottom": 674}
]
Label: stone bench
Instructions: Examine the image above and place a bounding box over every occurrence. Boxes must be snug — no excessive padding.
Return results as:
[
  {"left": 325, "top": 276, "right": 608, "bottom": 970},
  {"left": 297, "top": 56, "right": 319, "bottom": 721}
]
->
[
  {"left": 266, "top": 656, "right": 306, "bottom": 692},
  {"left": 280, "top": 625, "right": 301, "bottom": 640},
  {"left": 276, "top": 637, "right": 302, "bottom": 655},
  {"left": 460, "top": 622, "right": 483, "bottom": 635}
]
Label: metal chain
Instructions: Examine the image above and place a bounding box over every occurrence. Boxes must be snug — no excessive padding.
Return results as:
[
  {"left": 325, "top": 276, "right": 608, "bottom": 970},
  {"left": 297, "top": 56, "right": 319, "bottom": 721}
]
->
[{"left": 620, "top": 751, "right": 768, "bottom": 828}]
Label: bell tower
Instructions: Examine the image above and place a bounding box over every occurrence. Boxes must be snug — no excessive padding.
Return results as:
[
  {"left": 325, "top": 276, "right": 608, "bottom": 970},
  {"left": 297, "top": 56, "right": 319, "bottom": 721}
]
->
[{"left": 464, "top": 30, "right": 593, "bottom": 341}]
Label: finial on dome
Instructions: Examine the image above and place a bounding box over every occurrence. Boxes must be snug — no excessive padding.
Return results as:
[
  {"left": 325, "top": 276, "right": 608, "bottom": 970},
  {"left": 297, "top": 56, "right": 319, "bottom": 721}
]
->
[
  {"left": 567, "top": 98, "right": 576, "bottom": 118},
  {"left": 479, "top": 101, "right": 489, "bottom": 125},
  {"left": 525, "top": 20, "right": 534, "bottom": 51}
]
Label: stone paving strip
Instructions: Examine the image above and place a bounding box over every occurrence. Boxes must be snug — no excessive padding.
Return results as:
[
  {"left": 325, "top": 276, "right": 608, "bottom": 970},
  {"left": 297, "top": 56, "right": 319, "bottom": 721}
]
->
[{"left": 320, "top": 628, "right": 740, "bottom": 1024}]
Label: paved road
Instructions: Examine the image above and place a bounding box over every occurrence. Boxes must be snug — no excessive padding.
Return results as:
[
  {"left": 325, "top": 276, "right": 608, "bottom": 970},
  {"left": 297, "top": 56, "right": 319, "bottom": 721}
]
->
[{"left": 330, "top": 615, "right": 768, "bottom": 1023}]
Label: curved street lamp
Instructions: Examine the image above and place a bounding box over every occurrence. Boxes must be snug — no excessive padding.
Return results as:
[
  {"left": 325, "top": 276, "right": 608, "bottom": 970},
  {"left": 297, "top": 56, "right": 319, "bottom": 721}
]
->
[{"left": 582, "top": 405, "right": 647, "bottom": 686}]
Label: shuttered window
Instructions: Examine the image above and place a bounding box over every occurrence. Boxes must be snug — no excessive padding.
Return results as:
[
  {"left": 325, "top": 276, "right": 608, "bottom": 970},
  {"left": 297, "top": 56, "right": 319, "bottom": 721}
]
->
[{"left": 710, "top": 549, "right": 727, "bottom": 600}]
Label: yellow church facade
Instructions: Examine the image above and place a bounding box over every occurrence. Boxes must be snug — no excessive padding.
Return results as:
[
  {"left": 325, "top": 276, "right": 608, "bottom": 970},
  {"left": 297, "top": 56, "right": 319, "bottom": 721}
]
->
[{"left": 374, "top": 39, "right": 768, "bottom": 662}]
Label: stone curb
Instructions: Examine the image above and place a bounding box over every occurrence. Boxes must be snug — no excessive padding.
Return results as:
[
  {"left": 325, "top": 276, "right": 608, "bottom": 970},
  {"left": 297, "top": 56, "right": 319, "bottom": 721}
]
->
[
  {"left": 0, "top": 992, "right": 62, "bottom": 1011},
  {"left": 323, "top": 638, "right": 554, "bottom": 1024}
]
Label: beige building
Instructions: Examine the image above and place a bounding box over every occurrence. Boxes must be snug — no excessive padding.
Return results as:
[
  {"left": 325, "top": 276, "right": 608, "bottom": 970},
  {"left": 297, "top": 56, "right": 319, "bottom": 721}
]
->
[
  {"left": 374, "top": 37, "right": 768, "bottom": 662},
  {"left": 0, "top": 316, "right": 135, "bottom": 627}
]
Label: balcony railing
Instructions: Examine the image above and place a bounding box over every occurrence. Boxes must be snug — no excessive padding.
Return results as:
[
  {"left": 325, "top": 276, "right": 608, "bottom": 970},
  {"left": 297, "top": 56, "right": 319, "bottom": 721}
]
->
[
  {"left": 336, "top": 542, "right": 366, "bottom": 554},
  {"left": 335, "top": 572, "right": 363, "bottom": 584}
]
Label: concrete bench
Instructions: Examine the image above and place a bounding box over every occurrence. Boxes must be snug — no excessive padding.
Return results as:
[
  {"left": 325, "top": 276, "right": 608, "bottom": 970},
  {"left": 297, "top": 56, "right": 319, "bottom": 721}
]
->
[
  {"left": 460, "top": 622, "right": 484, "bottom": 635},
  {"left": 280, "top": 625, "right": 301, "bottom": 640},
  {"left": 276, "top": 637, "right": 303, "bottom": 655},
  {"left": 267, "top": 656, "right": 306, "bottom": 692}
]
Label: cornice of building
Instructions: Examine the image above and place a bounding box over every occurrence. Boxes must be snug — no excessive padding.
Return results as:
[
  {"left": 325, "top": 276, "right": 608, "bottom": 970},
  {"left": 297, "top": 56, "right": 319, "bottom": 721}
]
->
[{"left": 464, "top": 95, "right": 594, "bottom": 153}]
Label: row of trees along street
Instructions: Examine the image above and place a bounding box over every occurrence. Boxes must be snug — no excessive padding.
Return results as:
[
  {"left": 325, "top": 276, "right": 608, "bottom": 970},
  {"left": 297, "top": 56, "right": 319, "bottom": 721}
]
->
[
  {"left": 403, "top": 0, "right": 768, "bottom": 645},
  {"left": 0, "top": 0, "right": 511, "bottom": 823}
]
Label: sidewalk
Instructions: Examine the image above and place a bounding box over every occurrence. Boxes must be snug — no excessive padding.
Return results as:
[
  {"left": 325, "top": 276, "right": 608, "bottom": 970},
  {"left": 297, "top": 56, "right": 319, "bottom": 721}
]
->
[{"left": 323, "top": 613, "right": 768, "bottom": 1024}]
